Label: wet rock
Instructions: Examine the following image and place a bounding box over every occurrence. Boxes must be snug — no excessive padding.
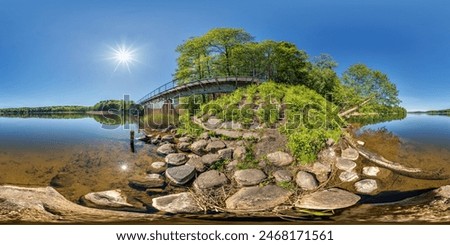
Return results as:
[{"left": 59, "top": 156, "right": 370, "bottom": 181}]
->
[
  {"left": 243, "top": 132, "right": 260, "bottom": 140},
  {"left": 129, "top": 174, "right": 165, "bottom": 189},
  {"left": 205, "top": 140, "right": 226, "bottom": 153},
  {"left": 311, "top": 162, "right": 331, "bottom": 183},
  {"left": 148, "top": 162, "right": 167, "bottom": 174},
  {"left": 339, "top": 171, "right": 359, "bottom": 182},
  {"left": 266, "top": 151, "right": 294, "bottom": 167},
  {"left": 161, "top": 135, "right": 175, "bottom": 143},
  {"left": 273, "top": 170, "right": 293, "bottom": 183},
  {"left": 50, "top": 173, "right": 74, "bottom": 188},
  {"left": 233, "top": 169, "right": 266, "bottom": 186},
  {"left": 164, "top": 153, "right": 188, "bottom": 166},
  {"left": 165, "top": 165, "right": 196, "bottom": 185},
  {"left": 341, "top": 147, "right": 359, "bottom": 160},
  {"left": 355, "top": 179, "right": 378, "bottom": 194},
  {"left": 194, "top": 170, "right": 229, "bottom": 190},
  {"left": 156, "top": 144, "right": 177, "bottom": 156},
  {"left": 81, "top": 189, "right": 133, "bottom": 209},
  {"left": 214, "top": 129, "right": 243, "bottom": 139},
  {"left": 201, "top": 154, "right": 221, "bottom": 166},
  {"left": 336, "top": 158, "right": 357, "bottom": 172},
  {"left": 295, "top": 171, "right": 318, "bottom": 190},
  {"left": 225, "top": 185, "right": 292, "bottom": 211},
  {"left": 152, "top": 192, "right": 202, "bottom": 214},
  {"left": 317, "top": 147, "right": 337, "bottom": 165},
  {"left": 177, "top": 142, "right": 191, "bottom": 152},
  {"left": 186, "top": 154, "right": 207, "bottom": 172},
  {"left": 178, "top": 136, "right": 192, "bottom": 143},
  {"left": 295, "top": 188, "right": 361, "bottom": 210},
  {"left": 233, "top": 146, "right": 247, "bottom": 160},
  {"left": 326, "top": 138, "right": 335, "bottom": 146},
  {"left": 363, "top": 166, "right": 380, "bottom": 176},
  {"left": 190, "top": 139, "right": 208, "bottom": 155},
  {"left": 218, "top": 148, "right": 234, "bottom": 160}
]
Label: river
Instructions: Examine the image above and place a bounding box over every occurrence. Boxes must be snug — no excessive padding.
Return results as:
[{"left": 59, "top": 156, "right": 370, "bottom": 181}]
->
[{"left": 0, "top": 113, "right": 449, "bottom": 223}]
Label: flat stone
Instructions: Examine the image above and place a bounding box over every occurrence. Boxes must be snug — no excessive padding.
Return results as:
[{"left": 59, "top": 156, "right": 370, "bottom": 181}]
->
[
  {"left": 148, "top": 161, "right": 167, "bottom": 174},
  {"left": 363, "top": 166, "right": 380, "bottom": 176},
  {"left": 273, "top": 170, "right": 293, "bottom": 183},
  {"left": 177, "top": 142, "right": 191, "bottom": 152},
  {"left": 233, "top": 169, "right": 266, "bottom": 186},
  {"left": 164, "top": 153, "right": 188, "bottom": 166},
  {"left": 233, "top": 146, "right": 246, "bottom": 160},
  {"left": 336, "top": 157, "right": 357, "bottom": 171},
  {"left": 225, "top": 185, "right": 292, "bottom": 210},
  {"left": 341, "top": 147, "right": 359, "bottom": 160},
  {"left": 205, "top": 140, "right": 226, "bottom": 153},
  {"left": 354, "top": 179, "right": 378, "bottom": 194},
  {"left": 178, "top": 136, "right": 192, "bottom": 143},
  {"left": 156, "top": 144, "right": 177, "bottom": 156},
  {"left": 185, "top": 154, "right": 207, "bottom": 172},
  {"left": 295, "top": 171, "right": 318, "bottom": 190},
  {"left": 214, "top": 129, "right": 243, "bottom": 139},
  {"left": 161, "top": 135, "right": 175, "bottom": 143},
  {"left": 436, "top": 185, "right": 450, "bottom": 198},
  {"left": 243, "top": 132, "right": 260, "bottom": 140},
  {"left": 267, "top": 151, "right": 294, "bottom": 166},
  {"left": 201, "top": 154, "right": 221, "bottom": 166},
  {"left": 295, "top": 188, "right": 361, "bottom": 210},
  {"left": 165, "top": 165, "right": 196, "bottom": 185},
  {"left": 357, "top": 140, "right": 365, "bottom": 146},
  {"left": 226, "top": 160, "right": 238, "bottom": 171},
  {"left": 194, "top": 170, "right": 229, "bottom": 190},
  {"left": 129, "top": 174, "right": 165, "bottom": 189},
  {"left": 339, "top": 171, "right": 359, "bottom": 182},
  {"left": 218, "top": 148, "right": 234, "bottom": 160},
  {"left": 221, "top": 121, "right": 242, "bottom": 130},
  {"left": 311, "top": 162, "right": 331, "bottom": 183},
  {"left": 81, "top": 189, "right": 133, "bottom": 209},
  {"left": 190, "top": 139, "right": 208, "bottom": 155},
  {"left": 152, "top": 192, "right": 202, "bottom": 214},
  {"left": 206, "top": 118, "right": 223, "bottom": 129},
  {"left": 317, "top": 147, "right": 337, "bottom": 165}
]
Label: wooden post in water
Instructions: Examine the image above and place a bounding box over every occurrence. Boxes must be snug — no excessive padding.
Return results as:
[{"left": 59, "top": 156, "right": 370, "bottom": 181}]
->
[{"left": 130, "top": 130, "right": 135, "bottom": 153}]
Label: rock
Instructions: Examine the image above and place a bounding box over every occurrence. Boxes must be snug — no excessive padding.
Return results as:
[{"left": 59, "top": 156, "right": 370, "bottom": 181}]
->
[
  {"left": 363, "top": 166, "right": 380, "bottom": 176},
  {"left": 243, "top": 132, "right": 260, "bottom": 140},
  {"left": 165, "top": 165, "right": 196, "bottom": 185},
  {"left": 311, "top": 162, "right": 331, "bottom": 183},
  {"left": 50, "top": 173, "right": 75, "bottom": 188},
  {"left": 199, "top": 132, "right": 210, "bottom": 140},
  {"left": 148, "top": 162, "right": 167, "bottom": 174},
  {"left": 317, "top": 147, "right": 337, "bottom": 165},
  {"left": 336, "top": 157, "right": 357, "bottom": 171},
  {"left": 295, "top": 171, "right": 318, "bottom": 190},
  {"left": 164, "top": 153, "right": 188, "bottom": 166},
  {"left": 205, "top": 140, "right": 226, "bottom": 153},
  {"left": 354, "top": 179, "right": 378, "bottom": 194},
  {"left": 201, "top": 154, "right": 221, "bottom": 166},
  {"left": 233, "top": 169, "right": 266, "bottom": 186},
  {"left": 156, "top": 144, "right": 176, "bottom": 156},
  {"left": 273, "top": 170, "right": 293, "bottom": 183},
  {"left": 152, "top": 192, "right": 202, "bottom": 214},
  {"left": 161, "top": 135, "right": 175, "bottom": 143},
  {"left": 129, "top": 174, "right": 165, "bottom": 189},
  {"left": 190, "top": 139, "right": 208, "bottom": 155},
  {"left": 151, "top": 138, "right": 160, "bottom": 145},
  {"left": 226, "top": 160, "right": 238, "bottom": 171},
  {"left": 266, "top": 151, "right": 294, "bottom": 166},
  {"left": 81, "top": 189, "right": 133, "bottom": 209},
  {"left": 194, "top": 170, "right": 229, "bottom": 190},
  {"left": 225, "top": 185, "right": 292, "bottom": 210},
  {"left": 339, "top": 171, "right": 359, "bottom": 182},
  {"left": 214, "top": 129, "right": 243, "bottom": 139},
  {"left": 221, "top": 121, "right": 242, "bottom": 130},
  {"left": 206, "top": 118, "right": 223, "bottom": 129},
  {"left": 341, "top": 147, "right": 359, "bottom": 160},
  {"left": 326, "top": 138, "right": 335, "bottom": 146},
  {"left": 436, "top": 185, "right": 450, "bottom": 198},
  {"left": 357, "top": 140, "right": 365, "bottom": 146},
  {"left": 233, "top": 146, "right": 247, "bottom": 160},
  {"left": 185, "top": 154, "right": 207, "bottom": 172},
  {"left": 295, "top": 188, "right": 361, "bottom": 210},
  {"left": 177, "top": 142, "right": 191, "bottom": 152},
  {"left": 178, "top": 136, "right": 192, "bottom": 143},
  {"left": 218, "top": 148, "right": 234, "bottom": 160}
]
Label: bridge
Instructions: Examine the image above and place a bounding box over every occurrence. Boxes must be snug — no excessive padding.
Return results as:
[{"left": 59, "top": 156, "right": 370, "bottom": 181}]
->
[{"left": 137, "top": 76, "right": 262, "bottom": 106}]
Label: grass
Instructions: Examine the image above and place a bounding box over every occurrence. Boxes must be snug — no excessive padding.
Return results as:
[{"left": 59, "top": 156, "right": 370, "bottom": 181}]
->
[
  {"left": 236, "top": 143, "right": 259, "bottom": 170},
  {"left": 276, "top": 180, "right": 296, "bottom": 191}
]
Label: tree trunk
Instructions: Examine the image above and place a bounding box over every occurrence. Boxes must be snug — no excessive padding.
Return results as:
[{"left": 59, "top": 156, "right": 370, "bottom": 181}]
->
[{"left": 339, "top": 97, "right": 373, "bottom": 117}]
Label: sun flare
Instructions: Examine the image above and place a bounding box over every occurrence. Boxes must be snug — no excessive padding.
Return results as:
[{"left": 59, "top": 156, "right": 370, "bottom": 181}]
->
[{"left": 109, "top": 43, "right": 138, "bottom": 73}]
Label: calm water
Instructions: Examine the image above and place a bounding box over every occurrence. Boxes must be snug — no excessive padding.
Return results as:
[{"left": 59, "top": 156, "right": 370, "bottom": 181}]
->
[{"left": 0, "top": 114, "right": 449, "bottom": 223}]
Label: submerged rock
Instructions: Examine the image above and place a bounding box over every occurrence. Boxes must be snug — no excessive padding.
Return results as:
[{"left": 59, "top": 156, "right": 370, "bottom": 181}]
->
[
  {"left": 156, "top": 144, "right": 177, "bottom": 156},
  {"left": 273, "top": 170, "right": 293, "bottom": 183},
  {"left": 341, "top": 147, "right": 359, "bottom": 160},
  {"left": 233, "top": 169, "right": 266, "bottom": 186},
  {"left": 295, "top": 171, "right": 318, "bottom": 190},
  {"left": 148, "top": 162, "right": 167, "bottom": 174},
  {"left": 266, "top": 151, "right": 294, "bottom": 166},
  {"left": 194, "top": 170, "right": 229, "bottom": 190},
  {"left": 339, "top": 171, "right": 359, "bottom": 182},
  {"left": 164, "top": 153, "right": 188, "bottom": 166},
  {"left": 355, "top": 179, "right": 378, "bottom": 194},
  {"left": 295, "top": 188, "right": 361, "bottom": 210},
  {"left": 336, "top": 158, "right": 357, "bottom": 172},
  {"left": 363, "top": 166, "right": 380, "bottom": 177},
  {"left": 165, "top": 165, "right": 196, "bottom": 185},
  {"left": 226, "top": 185, "right": 292, "bottom": 211},
  {"left": 81, "top": 189, "right": 133, "bottom": 209},
  {"left": 129, "top": 174, "right": 165, "bottom": 189},
  {"left": 152, "top": 192, "right": 202, "bottom": 214}
]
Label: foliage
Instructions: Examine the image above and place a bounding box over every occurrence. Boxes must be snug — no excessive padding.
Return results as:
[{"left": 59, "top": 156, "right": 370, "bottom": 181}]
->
[
  {"left": 236, "top": 144, "right": 259, "bottom": 170},
  {"left": 277, "top": 180, "right": 295, "bottom": 191},
  {"left": 0, "top": 105, "right": 90, "bottom": 114},
  {"left": 176, "top": 110, "right": 204, "bottom": 136},
  {"left": 91, "top": 100, "right": 135, "bottom": 111}
]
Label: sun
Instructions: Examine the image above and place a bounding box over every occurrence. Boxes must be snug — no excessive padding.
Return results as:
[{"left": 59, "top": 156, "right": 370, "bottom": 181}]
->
[{"left": 109, "top": 43, "right": 138, "bottom": 73}]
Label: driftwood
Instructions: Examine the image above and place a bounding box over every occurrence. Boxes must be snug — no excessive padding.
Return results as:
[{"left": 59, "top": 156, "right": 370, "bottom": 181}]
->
[
  {"left": 343, "top": 134, "right": 449, "bottom": 180},
  {"left": 339, "top": 97, "right": 373, "bottom": 117}
]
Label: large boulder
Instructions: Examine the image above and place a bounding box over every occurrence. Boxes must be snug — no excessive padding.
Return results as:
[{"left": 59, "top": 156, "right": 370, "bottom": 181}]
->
[
  {"left": 205, "top": 140, "right": 227, "bottom": 153},
  {"left": 185, "top": 154, "right": 207, "bottom": 172},
  {"left": 129, "top": 174, "right": 165, "bottom": 189},
  {"left": 156, "top": 144, "right": 177, "bottom": 156},
  {"left": 336, "top": 158, "right": 357, "bottom": 172},
  {"left": 81, "top": 189, "right": 134, "bottom": 209},
  {"left": 295, "top": 188, "right": 361, "bottom": 210},
  {"left": 190, "top": 139, "right": 208, "bottom": 155},
  {"left": 164, "top": 153, "right": 188, "bottom": 166},
  {"left": 354, "top": 179, "right": 378, "bottom": 194},
  {"left": 152, "top": 192, "right": 202, "bottom": 214},
  {"left": 266, "top": 151, "right": 294, "bottom": 166},
  {"left": 165, "top": 165, "right": 196, "bottom": 185},
  {"left": 341, "top": 147, "right": 359, "bottom": 160},
  {"left": 193, "top": 170, "right": 229, "bottom": 190},
  {"left": 233, "top": 169, "right": 267, "bottom": 186},
  {"left": 225, "top": 185, "right": 292, "bottom": 211},
  {"left": 295, "top": 171, "right": 318, "bottom": 190}
]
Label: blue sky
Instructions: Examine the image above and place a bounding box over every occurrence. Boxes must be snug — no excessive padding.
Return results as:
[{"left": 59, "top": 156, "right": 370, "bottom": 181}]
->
[{"left": 0, "top": 0, "right": 449, "bottom": 110}]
